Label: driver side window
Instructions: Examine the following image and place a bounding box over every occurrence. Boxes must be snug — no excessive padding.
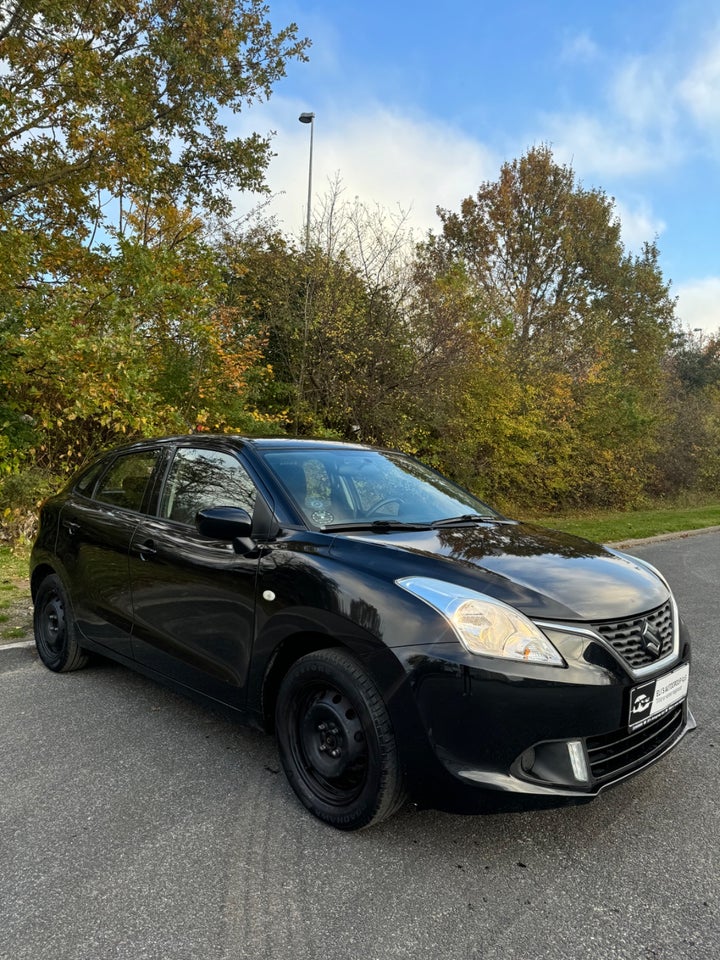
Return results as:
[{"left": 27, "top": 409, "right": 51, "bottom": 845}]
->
[{"left": 159, "top": 448, "right": 257, "bottom": 526}]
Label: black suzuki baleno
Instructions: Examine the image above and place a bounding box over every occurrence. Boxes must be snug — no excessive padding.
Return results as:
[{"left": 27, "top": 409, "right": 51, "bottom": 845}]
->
[{"left": 31, "top": 436, "right": 694, "bottom": 829}]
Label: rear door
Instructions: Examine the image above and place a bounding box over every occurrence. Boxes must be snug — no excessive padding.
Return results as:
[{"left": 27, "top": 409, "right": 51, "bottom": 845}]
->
[
  {"left": 128, "top": 445, "right": 264, "bottom": 706},
  {"left": 57, "top": 447, "right": 162, "bottom": 657}
]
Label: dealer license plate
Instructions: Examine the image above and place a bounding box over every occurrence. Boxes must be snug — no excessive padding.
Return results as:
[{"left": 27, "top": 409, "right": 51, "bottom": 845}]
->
[{"left": 628, "top": 663, "right": 689, "bottom": 730}]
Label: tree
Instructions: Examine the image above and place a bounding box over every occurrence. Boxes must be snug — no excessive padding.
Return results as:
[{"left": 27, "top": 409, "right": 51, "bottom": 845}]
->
[
  {"left": 435, "top": 146, "right": 675, "bottom": 376},
  {"left": 2, "top": 217, "right": 266, "bottom": 468},
  {"left": 0, "top": 1, "right": 308, "bottom": 533},
  {"left": 419, "top": 146, "right": 679, "bottom": 509},
  {"left": 0, "top": 0, "right": 308, "bottom": 224},
  {"left": 652, "top": 331, "right": 720, "bottom": 495},
  {"left": 219, "top": 189, "right": 424, "bottom": 445}
]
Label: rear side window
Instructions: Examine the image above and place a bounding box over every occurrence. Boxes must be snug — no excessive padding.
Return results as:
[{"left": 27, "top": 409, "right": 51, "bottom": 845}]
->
[
  {"left": 159, "top": 448, "right": 257, "bottom": 525},
  {"left": 94, "top": 451, "right": 160, "bottom": 513}
]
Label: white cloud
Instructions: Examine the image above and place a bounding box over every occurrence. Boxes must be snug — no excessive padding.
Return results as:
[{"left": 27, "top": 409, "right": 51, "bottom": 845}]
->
[
  {"left": 610, "top": 56, "right": 676, "bottom": 130},
  {"left": 541, "top": 30, "right": 720, "bottom": 180},
  {"left": 541, "top": 112, "right": 676, "bottom": 178},
  {"left": 560, "top": 31, "right": 600, "bottom": 64},
  {"left": 613, "top": 197, "right": 666, "bottom": 251},
  {"left": 230, "top": 98, "right": 671, "bottom": 279},
  {"left": 674, "top": 277, "right": 720, "bottom": 335},
  {"left": 679, "top": 34, "right": 720, "bottom": 131},
  {"left": 230, "top": 100, "right": 498, "bottom": 239}
]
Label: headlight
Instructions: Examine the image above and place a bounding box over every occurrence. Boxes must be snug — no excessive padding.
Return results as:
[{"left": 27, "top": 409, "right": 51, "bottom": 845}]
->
[{"left": 396, "top": 577, "right": 564, "bottom": 666}]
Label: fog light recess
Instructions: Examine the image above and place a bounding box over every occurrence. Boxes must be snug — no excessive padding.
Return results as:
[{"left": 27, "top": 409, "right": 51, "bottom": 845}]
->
[{"left": 517, "top": 739, "right": 590, "bottom": 787}]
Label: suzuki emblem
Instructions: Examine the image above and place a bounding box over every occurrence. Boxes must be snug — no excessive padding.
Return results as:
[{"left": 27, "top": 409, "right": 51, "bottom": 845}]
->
[{"left": 640, "top": 621, "right": 662, "bottom": 658}]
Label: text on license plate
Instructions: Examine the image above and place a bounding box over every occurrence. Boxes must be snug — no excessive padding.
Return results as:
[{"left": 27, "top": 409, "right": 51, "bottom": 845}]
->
[{"left": 628, "top": 663, "right": 689, "bottom": 729}]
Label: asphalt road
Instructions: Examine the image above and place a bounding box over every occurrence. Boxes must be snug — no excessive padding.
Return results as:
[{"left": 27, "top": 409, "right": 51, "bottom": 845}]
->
[{"left": 1, "top": 533, "right": 718, "bottom": 960}]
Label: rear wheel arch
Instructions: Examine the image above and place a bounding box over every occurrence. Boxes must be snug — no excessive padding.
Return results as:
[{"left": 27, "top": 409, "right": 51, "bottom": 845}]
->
[
  {"left": 33, "top": 572, "right": 89, "bottom": 672},
  {"left": 31, "top": 563, "right": 58, "bottom": 600}
]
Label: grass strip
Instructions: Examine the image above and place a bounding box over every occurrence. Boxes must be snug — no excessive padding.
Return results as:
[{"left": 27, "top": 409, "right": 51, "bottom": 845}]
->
[{"left": 524, "top": 503, "right": 720, "bottom": 544}]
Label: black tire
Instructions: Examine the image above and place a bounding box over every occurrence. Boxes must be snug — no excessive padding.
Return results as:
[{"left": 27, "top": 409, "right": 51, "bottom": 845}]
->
[
  {"left": 275, "top": 648, "right": 406, "bottom": 830},
  {"left": 34, "top": 574, "right": 89, "bottom": 673}
]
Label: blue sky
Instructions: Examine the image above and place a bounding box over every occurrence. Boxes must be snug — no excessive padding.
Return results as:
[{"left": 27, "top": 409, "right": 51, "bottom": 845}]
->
[{"left": 233, "top": 0, "right": 720, "bottom": 334}]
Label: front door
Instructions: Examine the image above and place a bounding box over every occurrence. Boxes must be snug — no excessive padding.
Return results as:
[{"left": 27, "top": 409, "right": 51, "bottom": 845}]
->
[{"left": 128, "top": 446, "right": 262, "bottom": 707}]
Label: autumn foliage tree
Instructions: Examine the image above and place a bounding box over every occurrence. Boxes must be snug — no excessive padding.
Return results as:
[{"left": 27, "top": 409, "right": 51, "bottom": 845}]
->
[
  {"left": 655, "top": 330, "right": 720, "bottom": 496},
  {"left": 220, "top": 191, "right": 423, "bottom": 444},
  {"left": 0, "top": 0, "right": 307, "bottom": 219},
  {"left": 416, "top": 146, "right": 678, "bottom": 509},
  {"left": 217, "top": 155, "right": 710, "bottom": 514},
  {"left": 0, "top": 0, "right": 308, "bottom": 530}
]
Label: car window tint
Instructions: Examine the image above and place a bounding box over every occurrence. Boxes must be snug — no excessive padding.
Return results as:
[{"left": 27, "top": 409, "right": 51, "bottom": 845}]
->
[
  {"left": 94, "top": 451, "right": 159, "bottom": 512},
  {"left": 159, "top": 448, "right": 257, "bottom": 525}
]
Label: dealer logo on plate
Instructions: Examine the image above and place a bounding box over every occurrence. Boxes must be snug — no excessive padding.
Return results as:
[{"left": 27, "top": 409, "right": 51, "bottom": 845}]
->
[{"left": 630, "top": 681, "right": 656, "bottom": 724}]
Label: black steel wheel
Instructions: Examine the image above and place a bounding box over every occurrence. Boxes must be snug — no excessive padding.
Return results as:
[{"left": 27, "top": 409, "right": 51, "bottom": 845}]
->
[
  {"left": 34, "top": 574, "right": 88, "bottom": 673},
  {"left": 275, "top": 648, "right": 406, "bottom": 830}
]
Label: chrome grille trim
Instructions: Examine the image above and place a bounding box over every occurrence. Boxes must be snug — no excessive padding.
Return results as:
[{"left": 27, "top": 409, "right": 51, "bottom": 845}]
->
[
  {"left": 536, "top": 595, "right": 680, "bottom": 680},
  {"left": 589, "top": 596, "right": 680, "bottom": 677}
]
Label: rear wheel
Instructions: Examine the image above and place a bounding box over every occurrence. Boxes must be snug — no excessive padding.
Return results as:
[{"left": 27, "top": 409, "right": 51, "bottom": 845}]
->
[
  {"left": 34, "top": 574, "right": 88, "bottom": 672},
  {"left": 275, "top": 648, "right": 406, "bottom": 830}
]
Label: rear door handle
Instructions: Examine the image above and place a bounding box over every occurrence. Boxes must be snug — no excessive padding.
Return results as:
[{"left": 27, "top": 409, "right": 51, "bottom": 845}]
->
[
  {"left": 138, "top": 539, "right": 157, "bottom": 560},
  {"left": 63, "top": 521, "right": 80, "bottom": 535}
]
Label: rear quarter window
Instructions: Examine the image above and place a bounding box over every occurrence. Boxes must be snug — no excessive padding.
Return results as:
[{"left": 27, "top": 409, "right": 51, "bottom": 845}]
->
[
  {"left": 73, "top": 460, "right": 107, "bottom": 498},
  {"left": 93, "top": 450, "right": 160, "bottom": 513}
]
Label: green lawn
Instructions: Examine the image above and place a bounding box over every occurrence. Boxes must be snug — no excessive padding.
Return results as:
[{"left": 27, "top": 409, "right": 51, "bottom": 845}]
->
[
  {"left": 0, "top": 546, "right": 32, "bottom": 643},
  {"left": 524, "top": 503, "right": 720, "bottom": 543},
  {"left": 0, "top": 546, "right": 29, "bottom": 582}
]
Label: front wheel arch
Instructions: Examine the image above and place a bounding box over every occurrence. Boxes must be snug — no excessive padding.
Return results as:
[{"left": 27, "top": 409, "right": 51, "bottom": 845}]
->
[
  {"left": 274, "top": 647, "right": 407, "bottom": 829},
  {"left": 261, "top": 632, "right": 340, "bottom": 733}
]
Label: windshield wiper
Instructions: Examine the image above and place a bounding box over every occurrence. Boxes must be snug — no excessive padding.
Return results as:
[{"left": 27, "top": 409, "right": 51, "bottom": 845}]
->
[
  {"left": 430, "top": 514, "right": 499, "bottom": 528},
  {"left": 320, "top": 520, "right": 432, "bottom": 532}
]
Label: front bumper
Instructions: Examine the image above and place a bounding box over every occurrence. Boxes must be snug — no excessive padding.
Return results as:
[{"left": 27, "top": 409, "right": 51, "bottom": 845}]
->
[
  {"left": 391, "top": 620, "right": 693, "bottom": 809},
  {"left": 451, "top": 702, "right": 695, "bottom": 796}
]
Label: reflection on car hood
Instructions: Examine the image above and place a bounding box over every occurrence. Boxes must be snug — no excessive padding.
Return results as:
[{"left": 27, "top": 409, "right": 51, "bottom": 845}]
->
[{"left": 335, "top": 521, "right": 668, "bottom": 620}]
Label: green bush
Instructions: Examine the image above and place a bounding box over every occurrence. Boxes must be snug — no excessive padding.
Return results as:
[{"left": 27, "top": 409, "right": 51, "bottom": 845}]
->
[{"left": 0, "top": 468, "right": 60, "bottom": 547}]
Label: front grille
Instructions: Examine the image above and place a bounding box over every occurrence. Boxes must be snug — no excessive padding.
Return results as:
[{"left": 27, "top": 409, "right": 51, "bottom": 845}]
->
[
  {"left": 586, "top": 705, "right": 684, "bottom": 784},
  {"left": 591, "top": 600, "right": 674, "bottom": 669}
]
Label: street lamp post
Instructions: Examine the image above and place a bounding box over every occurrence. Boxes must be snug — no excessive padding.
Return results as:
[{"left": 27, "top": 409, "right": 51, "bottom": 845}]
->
[
  {"left": 296, "top": 111, "right": 315, "bottom": 434},
  {"left": 298, "top": 112, "right": 315, "bottom": 251}
]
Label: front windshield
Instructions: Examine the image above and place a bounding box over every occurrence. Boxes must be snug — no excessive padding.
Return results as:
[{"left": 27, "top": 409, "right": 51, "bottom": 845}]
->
[{"left": 263, "top": 448, "right": 502, "bottom": 528}]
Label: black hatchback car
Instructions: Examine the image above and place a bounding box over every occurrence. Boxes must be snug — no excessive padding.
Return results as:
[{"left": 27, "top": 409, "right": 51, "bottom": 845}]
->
[{"left": 31, "top": 436, "right": 694, "bottom": 829}]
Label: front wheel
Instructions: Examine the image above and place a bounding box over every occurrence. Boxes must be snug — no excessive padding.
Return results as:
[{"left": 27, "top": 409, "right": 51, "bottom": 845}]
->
[
  {"left": 275, "top": 648, "right": 406, "bottom": 830},
  {"left": 34, "top": 574, "right": 88, "bottom": 672}
]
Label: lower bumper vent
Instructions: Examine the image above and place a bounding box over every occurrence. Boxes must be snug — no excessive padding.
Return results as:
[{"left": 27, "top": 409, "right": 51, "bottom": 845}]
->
[{"left": 586, "top": 706, "right": 684, "bottom": 784}]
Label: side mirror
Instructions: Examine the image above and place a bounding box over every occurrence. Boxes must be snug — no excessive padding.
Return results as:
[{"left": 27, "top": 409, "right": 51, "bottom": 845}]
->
[{"left": 196, "top": 506, "right": 253, "bottom": 541}]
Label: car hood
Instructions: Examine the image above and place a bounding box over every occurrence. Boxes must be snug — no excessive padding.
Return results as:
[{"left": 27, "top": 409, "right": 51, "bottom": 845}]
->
[{"left": 334, "top": 521, "right": 668, "bottom": 621}]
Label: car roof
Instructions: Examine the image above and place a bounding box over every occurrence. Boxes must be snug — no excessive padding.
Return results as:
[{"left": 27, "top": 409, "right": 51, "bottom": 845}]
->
[
  {"left": 241, "top": 437, "right": 374, "bottom": 450},
  {"left": 93, "top": 434, "right": 378, "bottom": 457}
]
